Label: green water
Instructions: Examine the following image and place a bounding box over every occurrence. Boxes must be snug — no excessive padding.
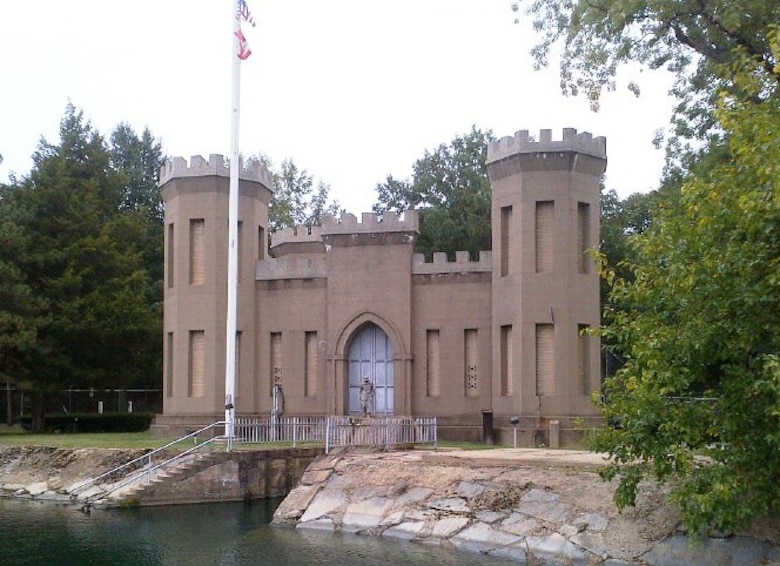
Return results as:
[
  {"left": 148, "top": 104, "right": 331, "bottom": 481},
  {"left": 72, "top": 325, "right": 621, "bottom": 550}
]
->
[{"left": 0, "top": 498, "right": 521, "bottom": 566}]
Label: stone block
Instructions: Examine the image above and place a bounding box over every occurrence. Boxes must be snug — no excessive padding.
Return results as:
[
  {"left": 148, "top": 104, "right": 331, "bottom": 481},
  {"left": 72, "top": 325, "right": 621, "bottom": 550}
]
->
[
  {"left": 431, "top": 517, "right": 470, "bottom": 538},
  {"left": 457, "top": 481, "right": 485, "bottom": 498},
  {"left": 501, "top": 514, "right": 539, "bottom": 537},
  {"left": 526, "top": 532, "right": 590, "bottom": 566},
  {"left": 300, "top": 489, "right": 348, "bottom": 523},
  {"left": 273, "top": 484, "right": 320, "bottom": 521},
  {"left": 25, "top": 482, "right": 49, "bottom": 496},
  {"left": 394, "top": 487, "right": 433, "bottom": 508},
  {"left": 300, "top": 469, "right": 332, "bottom": 486},
  {"left": 382, "top": 521, "right": 426, "bottom": 541},
  {"left": 570, "top": 532, "right": 608, "bottom": 559},
  {"left": 488, "top": 544, "right": 527, "bottom": 562},
  {"left": 450, "top": 521, "right": 523, "bottom": 551},
  {"left": 342, "top": 497, "right": 394, "bottom": 532},
  {"left": 379, "top": 510, "right": 404, "bottom": 527},
  {"left": 476, "top": 510, "right": 506, "bottom": 524},
  {"left": 296, "top": 518, "right": 335, "bottom": 532}
]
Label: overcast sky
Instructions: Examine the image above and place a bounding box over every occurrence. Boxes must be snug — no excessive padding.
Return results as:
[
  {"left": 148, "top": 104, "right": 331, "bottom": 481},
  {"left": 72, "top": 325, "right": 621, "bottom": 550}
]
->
[{"left": 0, "top": 0, "right": 676, "bottom": 214}]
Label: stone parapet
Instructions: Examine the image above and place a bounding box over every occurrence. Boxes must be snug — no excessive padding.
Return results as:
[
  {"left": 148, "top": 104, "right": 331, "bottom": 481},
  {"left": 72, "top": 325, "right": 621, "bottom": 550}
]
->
[
  {"left": 486, "top": 128, "right": 607, "bottom": 164},
  {"left": 321, "top": 211, "right": 419, "bottom": 235},
  {"left": 256, "top": 256, "right": 328, "bottom": 280},
  {"left": 412, "top": 251, "right": 492, "bottom": 274},
  {"left": 270, "top": 225, "right": 324, "bottom": 247},
  {"left": 159, "top": 154, "right": 273, "bottom": 188}
]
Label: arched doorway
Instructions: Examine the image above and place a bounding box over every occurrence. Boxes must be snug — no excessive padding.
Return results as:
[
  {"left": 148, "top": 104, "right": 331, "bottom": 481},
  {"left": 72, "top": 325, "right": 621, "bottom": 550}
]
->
[{"left": 348, "top": 324, "right": 394, "bottom": 415}]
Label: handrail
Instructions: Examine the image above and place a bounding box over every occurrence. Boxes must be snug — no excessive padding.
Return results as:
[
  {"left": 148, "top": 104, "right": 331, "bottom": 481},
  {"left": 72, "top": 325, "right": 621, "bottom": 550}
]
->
[
  {"left": 71, "top": 421, "right": 226, "bottom": 496},
  {"left": 98, "top": 435, "right": 224, "bottom": 499}
]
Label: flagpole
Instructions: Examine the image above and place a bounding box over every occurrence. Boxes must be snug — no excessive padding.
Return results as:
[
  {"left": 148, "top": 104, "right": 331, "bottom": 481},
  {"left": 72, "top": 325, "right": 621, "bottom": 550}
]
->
[{"left": 224, "top": 0, "right": 242, "bottom": 451}]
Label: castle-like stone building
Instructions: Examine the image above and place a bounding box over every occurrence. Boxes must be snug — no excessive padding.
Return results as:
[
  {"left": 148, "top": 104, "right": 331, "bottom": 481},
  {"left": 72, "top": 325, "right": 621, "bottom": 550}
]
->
[{"left": 154, "top": 128, "right": 606, "bottom": 446}]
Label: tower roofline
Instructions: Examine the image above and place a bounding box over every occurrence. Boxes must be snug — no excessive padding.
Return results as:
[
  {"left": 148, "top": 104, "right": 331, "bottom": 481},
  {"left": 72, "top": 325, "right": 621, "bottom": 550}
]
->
[
  {"left": 487, "top": 128, "right": 606, "bottom": 164},
  {"left": 159, "top": 154, "right": 274, "bottom": 188}
]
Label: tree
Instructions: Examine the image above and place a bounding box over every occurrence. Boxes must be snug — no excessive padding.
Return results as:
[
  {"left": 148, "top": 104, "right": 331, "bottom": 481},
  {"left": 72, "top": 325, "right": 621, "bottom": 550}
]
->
[
  {"left": 591, "top": 56, "right": 780, "bottom": 533},
  {"left": 373, "top": 126, "right": 493, "bottom": 260},
  {"left": 266, "top": 158, "right": 341, "bottom": 232},
  {"left": 108, "top": 124, "right": 166, "bottom": 388},
  {"left": 0, "top": 105, "right": 159, "bottom": 430},
  {"left": 109, "top": 123, "right": 165, "bottom": 224},
  {"left": 511, "top": 0, "right": 780, "bottom": 143}
]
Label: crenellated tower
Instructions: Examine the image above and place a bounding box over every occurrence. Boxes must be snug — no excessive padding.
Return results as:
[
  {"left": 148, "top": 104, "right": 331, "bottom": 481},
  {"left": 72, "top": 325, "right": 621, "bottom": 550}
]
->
[
  {"left": 487, "top": 128, "right": 606, "bottom": 445},
  {"left": 159, "top": 154, "right": 273, "bottom": 426}
]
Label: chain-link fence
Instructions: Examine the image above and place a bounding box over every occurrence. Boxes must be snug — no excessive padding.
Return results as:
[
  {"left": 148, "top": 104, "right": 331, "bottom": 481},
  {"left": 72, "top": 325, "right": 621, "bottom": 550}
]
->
[{"left": 0, "top": 384, "right": 163, "bottom": 425}]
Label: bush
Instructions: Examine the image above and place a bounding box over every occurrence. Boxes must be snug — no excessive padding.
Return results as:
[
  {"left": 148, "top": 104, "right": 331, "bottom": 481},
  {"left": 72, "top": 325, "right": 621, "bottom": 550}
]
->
[{"left": 21, "top": 412, "right": 154, "bottom": 433}]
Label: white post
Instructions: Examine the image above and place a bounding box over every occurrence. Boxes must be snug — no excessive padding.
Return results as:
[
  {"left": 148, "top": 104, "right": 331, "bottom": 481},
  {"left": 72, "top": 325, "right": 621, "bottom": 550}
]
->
[{"left": 224, "top": 0, "right": 242, "bottom": 452}]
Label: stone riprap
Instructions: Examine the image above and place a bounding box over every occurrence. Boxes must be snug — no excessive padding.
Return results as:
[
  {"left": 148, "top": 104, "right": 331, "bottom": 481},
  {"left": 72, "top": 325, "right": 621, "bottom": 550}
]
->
[{"left": 273, "top": 449, "right": 780, "bottom": 566}]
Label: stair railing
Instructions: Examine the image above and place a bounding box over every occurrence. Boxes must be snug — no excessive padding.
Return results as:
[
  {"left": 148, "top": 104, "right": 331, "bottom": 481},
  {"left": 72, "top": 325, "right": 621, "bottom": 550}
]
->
[{"left": 71, "top": 421, "right": 226, "bottom": 500}]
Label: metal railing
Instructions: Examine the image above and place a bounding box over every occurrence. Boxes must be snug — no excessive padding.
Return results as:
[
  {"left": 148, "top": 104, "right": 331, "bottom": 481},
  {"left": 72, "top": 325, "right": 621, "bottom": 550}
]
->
[
  {"left": 233, "top": 415, "right": 437, "bottom": 453},
  {"left": 72, "top": 416, "right": 437, "bottom": 504},
  {"left": 71, "top": 421, "right": 226, "bottom": 501},
  {"left": 234, "top": 416, "right": 326, "bottom": 445}
]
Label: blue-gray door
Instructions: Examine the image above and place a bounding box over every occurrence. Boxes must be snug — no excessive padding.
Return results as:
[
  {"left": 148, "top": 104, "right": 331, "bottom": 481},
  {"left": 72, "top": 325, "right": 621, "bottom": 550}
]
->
[{"left": 348, "top": 324, "right": 394, "bottom": 415}]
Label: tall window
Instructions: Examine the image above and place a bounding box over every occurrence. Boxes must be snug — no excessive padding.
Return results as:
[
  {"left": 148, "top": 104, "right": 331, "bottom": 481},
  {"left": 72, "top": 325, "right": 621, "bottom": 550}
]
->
[
  {"left": 305, "top": 331, "right": 318, "bottom": 397},
  {"left": 578, "top": 203, "right": 591, "bottom": 273},
  {"left": 535, "top": 324, "right": 554, "bottom": 396},
  {"left": 258, "top": 226, "right": 266, "bottom": 261},
  {"left": 270, "top": 332, "right": 282, "bottom": 394},
  {"left": 166, "top": 332, "right": 173, "bottom": 398},
  {"left": 535, "top": 201, "right": 554, "bottom": 273},
  {"left": 167, "top": 223, "right": 175, "bottom": 288},
  {"left": 189, "top": 219, "right": 205, "bottom": 285},
  {"left": 465, "top": 329, "right": 478, "bottom": 397},
  {"left": 500, "top": 325, "right": 513, "bottom": 396},
  {"left": 426, "top": 330, "right": 440, "bottom": 397},
  {"left": 578, "top": 324, "right": 591, "bottom": 395},
  {"left": 188, "top": 330, "right": 205, "bottom": 398},
  {"left": 500, "top": 206, "right": 512, "bottom": 277}
]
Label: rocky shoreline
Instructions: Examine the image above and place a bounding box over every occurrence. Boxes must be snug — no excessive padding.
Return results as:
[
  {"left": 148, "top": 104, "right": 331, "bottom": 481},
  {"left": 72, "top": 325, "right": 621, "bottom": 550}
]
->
[
  {"left": 3, "top": 445, "right": 779, "bottom": 565},
  {"left": 0, "top": 446, "right": 147, "bottom": 503},
  {"left": 274, "top": 449, "right": 780, "bottom": 566}
]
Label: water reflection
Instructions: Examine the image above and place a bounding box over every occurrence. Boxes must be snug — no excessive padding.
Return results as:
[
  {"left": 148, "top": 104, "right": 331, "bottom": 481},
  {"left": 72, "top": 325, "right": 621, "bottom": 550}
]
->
[{"left": 0, "top": 499, "right": 520, "bottom": 566}]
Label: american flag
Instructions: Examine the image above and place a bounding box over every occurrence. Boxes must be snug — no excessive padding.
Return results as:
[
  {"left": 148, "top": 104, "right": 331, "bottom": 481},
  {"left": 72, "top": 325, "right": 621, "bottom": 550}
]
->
[
  {"left": 236, "top": 0, "right": 256, "bottom": 27},
  {"left": 235, "top": 29, "right": 252, "bottom": 60}
]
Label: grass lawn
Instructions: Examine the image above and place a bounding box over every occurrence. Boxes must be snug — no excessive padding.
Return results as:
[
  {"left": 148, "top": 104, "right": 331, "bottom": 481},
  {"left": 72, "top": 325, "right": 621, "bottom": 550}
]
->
[
  {"left": 0, "top": 426, "right": 173, "bottom": 450},
  {"left": 0, "top": 424, "right": 496, "bottom": 452}
]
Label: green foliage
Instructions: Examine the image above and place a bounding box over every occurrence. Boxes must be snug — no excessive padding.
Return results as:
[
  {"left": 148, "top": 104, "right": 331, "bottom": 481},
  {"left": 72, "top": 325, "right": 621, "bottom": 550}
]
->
[
  {"left": 0, "top": 105, "right": 163, "bottom": 429},
  {"left": 373, "top": 126, "right": 493, "bottom": 259},
  {"left": 21, "top": 412, "right": 154, "bottom": 433},
  {"left": 108, "top": 123, "right": 166, "bottom": 389},
  {"left": 511, "top": 0, "right": 780, "bottom": 153},
  {"left": 592, "top": 70, "right": 780, "bottom": 533},
  {"left": 266, "top": 158, "right": 341, "bottom": 232}
]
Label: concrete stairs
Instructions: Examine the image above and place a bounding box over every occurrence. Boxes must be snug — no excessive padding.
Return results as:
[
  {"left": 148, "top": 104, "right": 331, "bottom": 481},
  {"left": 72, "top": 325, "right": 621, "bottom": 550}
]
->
[{"left": 76, "top": 451, "right": 220, "bottom": 508}]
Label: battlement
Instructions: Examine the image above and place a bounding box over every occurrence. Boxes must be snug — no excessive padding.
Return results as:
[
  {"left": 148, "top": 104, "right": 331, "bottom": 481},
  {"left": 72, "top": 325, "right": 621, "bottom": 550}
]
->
[
  {"left": 321, "top": 211, "right": 419, "bottom": 235},
  {"left": 412, "top": 251, "right": 492, "bottom": 274},
  {"left": 270, "top": 225, "right": 324, "bottom": 248},
  {"left": 256, "top": 255, "right": 328, "bottom": 280},
  {"left": 159, "top": 154, "right": 274, "bottom": 188},
  {"left": 486, "top": 128, "right": 606, "bottom": 164}
]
